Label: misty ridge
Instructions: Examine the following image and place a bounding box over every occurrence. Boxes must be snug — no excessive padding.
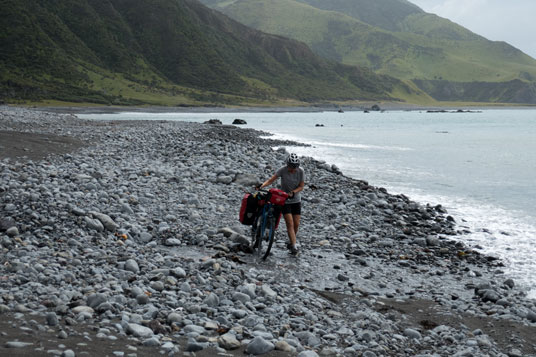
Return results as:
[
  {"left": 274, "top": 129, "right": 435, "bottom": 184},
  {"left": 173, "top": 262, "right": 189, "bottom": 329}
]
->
[
  {"left": 202, "top": 0, "right": 536, "bottom": 104},
  {"left": 1, "top": 0, "right": 536, "bottom": 106}
]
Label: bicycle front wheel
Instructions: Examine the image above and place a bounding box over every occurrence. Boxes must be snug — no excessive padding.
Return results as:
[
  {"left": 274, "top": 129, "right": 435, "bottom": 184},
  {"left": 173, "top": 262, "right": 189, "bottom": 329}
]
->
[
  {"left": 253, "top": 217, "right": 275, "bottom": 260},
  {"left": 253, "top": 215, "right": 265, "bottom": 257},
  {"left": 262, "top": 217, "right": 275, "bottom": 260}
]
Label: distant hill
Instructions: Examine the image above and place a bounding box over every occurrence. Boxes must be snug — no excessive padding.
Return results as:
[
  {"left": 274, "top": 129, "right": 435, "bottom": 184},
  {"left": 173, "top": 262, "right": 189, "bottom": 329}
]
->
[
  {"left": 0, "top": 0, "right": 424, "bottom": 106},
  {"left": 202, "top": 0, "right": 536, "bottom": 104}
]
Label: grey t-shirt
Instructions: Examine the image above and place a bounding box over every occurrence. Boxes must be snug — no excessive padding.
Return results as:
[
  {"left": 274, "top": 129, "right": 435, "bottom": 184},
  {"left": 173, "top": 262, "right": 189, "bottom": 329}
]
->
[{"left": 275, "top": 166, "right": 305, "bottom": 204}]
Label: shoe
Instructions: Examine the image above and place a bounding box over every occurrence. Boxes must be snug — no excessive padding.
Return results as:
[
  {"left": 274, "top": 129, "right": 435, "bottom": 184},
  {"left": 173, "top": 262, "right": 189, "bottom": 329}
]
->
[{"left": 289, "top": 245, "right": 298, "bottom": 256}]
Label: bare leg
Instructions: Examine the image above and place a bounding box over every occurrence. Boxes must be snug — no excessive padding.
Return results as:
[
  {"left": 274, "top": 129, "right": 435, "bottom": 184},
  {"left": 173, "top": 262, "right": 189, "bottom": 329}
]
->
[
  {"left": 283, "top": 213, "right": 296, "bottom": 246},
  {"left": 292, "top": 214, "right": 301, "bottom": 237}
]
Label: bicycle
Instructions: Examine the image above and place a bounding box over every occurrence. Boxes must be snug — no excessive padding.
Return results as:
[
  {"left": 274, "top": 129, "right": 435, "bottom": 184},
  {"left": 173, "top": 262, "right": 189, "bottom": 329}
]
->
[{"left": 250, "top": 188, "right": 288, "bottom": 260}]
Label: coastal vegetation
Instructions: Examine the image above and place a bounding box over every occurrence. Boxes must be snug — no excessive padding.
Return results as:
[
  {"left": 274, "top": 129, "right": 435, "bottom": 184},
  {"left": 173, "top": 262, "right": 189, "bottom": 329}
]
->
[
  {"left": 202, "top": 0, "right": 536, "bottom": 104},
  {"left": 2, "top": 0, "right": 535, "bottom": 106},
  {"left": 0, "top": 0, "right": 426, "bottom": 106}
]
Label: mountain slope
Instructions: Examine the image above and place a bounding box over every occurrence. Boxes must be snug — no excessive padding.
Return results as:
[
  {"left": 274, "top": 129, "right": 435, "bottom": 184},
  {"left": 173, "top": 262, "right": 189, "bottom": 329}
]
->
[
  {"left": 0, "top": 0, "right": 417, "bottom": 105},
  {"left": 295, "top": 0, "right": 423, "bottom": 32},
  {"left": 202, "top": 0, "right": 536, "bottom": 103}
]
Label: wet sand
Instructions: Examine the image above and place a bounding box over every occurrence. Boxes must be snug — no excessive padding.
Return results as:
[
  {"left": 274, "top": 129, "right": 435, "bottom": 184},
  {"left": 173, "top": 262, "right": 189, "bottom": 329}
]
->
[{"left": 0, "top": 130, "right": 85, "bottom": 162}]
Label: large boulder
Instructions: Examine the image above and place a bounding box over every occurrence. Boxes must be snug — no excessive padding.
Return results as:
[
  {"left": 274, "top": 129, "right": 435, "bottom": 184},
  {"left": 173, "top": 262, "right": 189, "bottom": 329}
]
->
[
  {"left": 0, "top": 217, "right": 16, "bottom": 232},
  {"left": 234, "top": 173, "right": 259, "bottom": 186},
  {"left": 90, "top": 211, "right": 118, "bottom": 231},
  {"left": 217, "top": 175, "right": 233, "bottom": 184},
  {"left": 232, "top": 119, "right": 247, "bottom": 125},
  {"left": 218, "top": 333, "right": 241, "bottom": 350},
  {"left": 127, "top": 323, "right": 154, "bottom": 338},
  {"left": 124, "top": 259, "right": 140, "bottom": 273},
  {"left": 246, "top": 336, "right": 274, "bottom": 355}
]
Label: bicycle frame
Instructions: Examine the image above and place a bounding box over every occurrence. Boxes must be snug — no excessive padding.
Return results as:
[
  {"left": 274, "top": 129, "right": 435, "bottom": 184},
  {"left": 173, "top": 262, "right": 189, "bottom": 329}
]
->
[
  {"left": 257, "top": 202, "right": 275, "bottom": 239},
  {"left": 251, "top": 190, "right": 278, "bottom": 260}
]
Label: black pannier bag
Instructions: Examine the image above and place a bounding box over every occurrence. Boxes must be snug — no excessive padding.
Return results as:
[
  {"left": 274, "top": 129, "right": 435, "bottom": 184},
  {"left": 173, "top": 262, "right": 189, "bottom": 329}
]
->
[{"left": 239, "top": 193, "right": 259, "bottom": 225}]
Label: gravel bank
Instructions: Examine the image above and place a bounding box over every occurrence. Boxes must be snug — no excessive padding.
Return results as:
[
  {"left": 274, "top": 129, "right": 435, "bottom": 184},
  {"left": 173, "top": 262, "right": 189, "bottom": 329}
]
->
[{"left": 1, "top": 106, "right": 536, "bottom": 357}]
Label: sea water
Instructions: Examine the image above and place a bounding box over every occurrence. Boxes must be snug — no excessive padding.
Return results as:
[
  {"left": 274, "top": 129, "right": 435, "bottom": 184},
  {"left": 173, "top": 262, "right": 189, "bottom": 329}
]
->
[{"left": 80, "top": 109, "right": 536, "bottom": 297}]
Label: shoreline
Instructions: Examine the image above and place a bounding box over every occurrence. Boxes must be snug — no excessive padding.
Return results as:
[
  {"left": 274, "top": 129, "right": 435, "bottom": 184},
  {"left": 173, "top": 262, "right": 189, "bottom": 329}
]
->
[
  {"left": 1, "top": 106, "right": 536, "bottom": 356},
  {"left": 14, "top": 102, "right": 536, "bottom": 115}
]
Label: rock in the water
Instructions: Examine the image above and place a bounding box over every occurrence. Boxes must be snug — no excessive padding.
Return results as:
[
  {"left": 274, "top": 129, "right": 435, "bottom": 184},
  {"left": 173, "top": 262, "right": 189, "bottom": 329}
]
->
[{"left": 504, "top": 279, "right": 515, "bottom": 289}]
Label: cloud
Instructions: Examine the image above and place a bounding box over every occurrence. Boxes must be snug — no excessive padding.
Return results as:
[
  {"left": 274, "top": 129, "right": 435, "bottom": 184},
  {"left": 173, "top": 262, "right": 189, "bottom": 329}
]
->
[{"left": 428, "top": 0, "right": 488, "bottom": 19}]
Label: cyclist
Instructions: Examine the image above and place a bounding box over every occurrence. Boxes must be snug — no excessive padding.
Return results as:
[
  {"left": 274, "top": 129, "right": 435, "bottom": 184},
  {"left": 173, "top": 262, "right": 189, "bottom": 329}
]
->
[{"left": 257, "top": 153, "right": 305, "bottom": 255}]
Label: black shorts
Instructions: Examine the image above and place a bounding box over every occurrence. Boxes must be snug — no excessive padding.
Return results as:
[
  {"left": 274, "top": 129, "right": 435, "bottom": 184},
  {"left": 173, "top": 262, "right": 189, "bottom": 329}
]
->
[{"left": 282, "top": 202, "right": 301, "bottom": 215}]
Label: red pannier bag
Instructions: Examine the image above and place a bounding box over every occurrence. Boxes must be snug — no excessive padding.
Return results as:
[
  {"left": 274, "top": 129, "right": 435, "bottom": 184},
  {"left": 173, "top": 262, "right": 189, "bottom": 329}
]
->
[
  {"left": 269, "top": 188, "right": 288, "bottom": 206},
  {"left": 239, "top": 193, "right": 259, "bottom": 225},
  {"left": 256, "top": 192, "right": 283, "bottom": 229},
  {"left": 274, "top": 211, "right": 282, "bottom": 229}
]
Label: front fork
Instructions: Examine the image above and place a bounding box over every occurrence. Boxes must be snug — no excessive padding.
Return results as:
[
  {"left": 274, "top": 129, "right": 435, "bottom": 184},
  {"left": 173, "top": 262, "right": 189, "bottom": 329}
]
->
[{"left": 255, "top": 205, "right": 272, "bottom": 240}]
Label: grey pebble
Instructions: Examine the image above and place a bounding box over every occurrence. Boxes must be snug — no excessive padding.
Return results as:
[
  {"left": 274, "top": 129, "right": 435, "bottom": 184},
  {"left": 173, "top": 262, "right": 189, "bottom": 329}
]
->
[
  {"left": 5, "top": 341, "right": 34, "bottom": 348},
  {"left": 62, "top": 350, "right": 76, "bottom": 357},
  {"left": 0, "top": 107, "right": 529, "bottom": 357},
  {"left": 46, "top": 312, "right": 59, "bottom": 326}
]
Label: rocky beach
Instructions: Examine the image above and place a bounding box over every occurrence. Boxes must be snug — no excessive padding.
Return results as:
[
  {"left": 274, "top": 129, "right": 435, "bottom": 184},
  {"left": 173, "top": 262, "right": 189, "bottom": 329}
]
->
[{"left": 1, "top": 106, "right": 536, "bottom": 357}]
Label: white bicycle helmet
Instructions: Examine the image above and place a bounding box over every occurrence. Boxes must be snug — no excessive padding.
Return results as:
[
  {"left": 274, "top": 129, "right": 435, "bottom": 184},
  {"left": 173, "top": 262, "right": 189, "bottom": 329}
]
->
[{"left": 286, "top": 153, "right": 300, "bottom": 168}]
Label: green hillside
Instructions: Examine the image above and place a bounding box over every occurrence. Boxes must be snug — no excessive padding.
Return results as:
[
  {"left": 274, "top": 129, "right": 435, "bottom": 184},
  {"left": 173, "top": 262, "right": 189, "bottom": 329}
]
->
[
  {"left": 203, "top": 0, "right": 536, "bottom": 103},
  {"left": 0, "top": 0, "right": 418, "bottom": 106}
]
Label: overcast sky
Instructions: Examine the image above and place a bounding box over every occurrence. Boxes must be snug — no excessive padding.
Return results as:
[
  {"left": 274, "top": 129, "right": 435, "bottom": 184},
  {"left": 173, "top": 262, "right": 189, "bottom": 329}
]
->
[{"left": 409, "top": 0, "right": 536, "bottom": 59}]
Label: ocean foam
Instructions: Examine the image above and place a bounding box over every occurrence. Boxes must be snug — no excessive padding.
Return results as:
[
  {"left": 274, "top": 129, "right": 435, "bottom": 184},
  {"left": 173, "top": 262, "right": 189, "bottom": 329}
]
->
[
  {"left": 263, "top": 133, "right": 412, "bottom": 152},
  {"left": 389, "top": 189, "right": 536, "bottom": 299}
]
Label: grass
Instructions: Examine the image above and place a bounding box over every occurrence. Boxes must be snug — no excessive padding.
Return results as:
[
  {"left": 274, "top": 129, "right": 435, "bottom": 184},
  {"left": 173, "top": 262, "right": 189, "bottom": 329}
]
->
[{"left": 208, "top": 0, "right": 536, "bottom": 84}]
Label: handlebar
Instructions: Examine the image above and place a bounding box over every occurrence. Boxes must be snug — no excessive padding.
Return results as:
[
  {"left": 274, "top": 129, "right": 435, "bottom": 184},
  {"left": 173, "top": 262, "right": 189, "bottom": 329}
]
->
[{"left": 249, "top": 187, "right": 294, "bottom": 197}]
